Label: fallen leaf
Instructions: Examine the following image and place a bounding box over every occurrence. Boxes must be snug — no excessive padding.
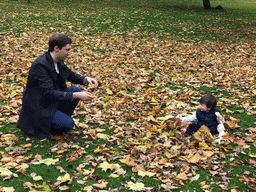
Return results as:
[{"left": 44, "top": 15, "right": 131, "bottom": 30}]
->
[
  {"left": 57, "top": 173, "right": 72, "bottom": 184},
  {"left": 92, "top": 179, "right": 108, "bottom": 189},
  {"left": 175, "top": 172, "right": 188, "bottom": 181},
  {"left": 38, "top": 158, "right": 59, "bottom": 166},
  {"left": 127, "top": 181, "right": 145, "bottom": 191}
]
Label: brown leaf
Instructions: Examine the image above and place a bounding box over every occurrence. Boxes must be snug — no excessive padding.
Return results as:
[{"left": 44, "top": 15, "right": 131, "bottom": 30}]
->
[
  {"left": 130, "top": 145, "right": 140, "bottom": 155},
  {"left": 88, "top": 129, "right": 96, "bottom": 139},
  {"left": 132, "top": 164, "right": 145, "bottom": 172},
  {"left": 23, "top": 182, "right": 34, "bottom": 190},
  {"left": 193, "top": 125, "right": 214, "bottom": 142},
  {"left": 92, "top": 179, "right": 108, "bottom": 189},
  {"left": 35, "top": 153, "right": 42, "bottom": 160},
  {"left": 175, "top": 172, "right": 187, "bottom": 181},
  {"left": 225, "top": 120, "right": 240, "bottom": 129}
]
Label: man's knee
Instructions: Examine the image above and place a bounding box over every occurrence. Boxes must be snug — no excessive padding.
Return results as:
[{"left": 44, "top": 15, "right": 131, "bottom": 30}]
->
[
  {"left": 65, "top": 87, "right": 82, "bottom": 93},
  {"left": 71, "top": 87, "right": 82, "bottom": 92},
  {"left": 66, "top": 118, "right": 75, "bottom": 130}
]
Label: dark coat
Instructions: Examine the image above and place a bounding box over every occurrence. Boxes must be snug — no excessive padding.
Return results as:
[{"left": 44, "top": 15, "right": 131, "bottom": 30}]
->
[
  {"left": 196, "top": 108, "right": 219, "bottom": 135},
  {"left": 17, "top": 52, "right": 88, "bottom": 140}
]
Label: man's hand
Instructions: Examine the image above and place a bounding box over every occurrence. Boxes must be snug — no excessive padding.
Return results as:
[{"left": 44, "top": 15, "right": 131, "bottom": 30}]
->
[
  {"left": 73, "top": 92, "right": 95, "bottom": 101},
  {"left": 85, "top": 77, "right": 98, "bottom": 89}
]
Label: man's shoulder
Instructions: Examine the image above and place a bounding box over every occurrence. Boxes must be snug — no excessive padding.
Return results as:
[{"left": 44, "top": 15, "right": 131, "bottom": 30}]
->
[
  {"left": 32, "top": 52, "right": 53, "bottom": 69},
  {"left": 33, "top": 52, "right": 49, "bottom": 64}
]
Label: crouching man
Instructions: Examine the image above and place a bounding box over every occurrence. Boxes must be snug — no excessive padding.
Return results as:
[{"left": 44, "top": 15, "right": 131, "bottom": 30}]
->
[{"left": 18, "top": 33, "right": 98, "bottom": 140}]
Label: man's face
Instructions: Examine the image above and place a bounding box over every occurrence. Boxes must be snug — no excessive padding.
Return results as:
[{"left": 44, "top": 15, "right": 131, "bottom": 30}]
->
[{"left": 57, "top": 44, "right": 71, "bottom": 61}]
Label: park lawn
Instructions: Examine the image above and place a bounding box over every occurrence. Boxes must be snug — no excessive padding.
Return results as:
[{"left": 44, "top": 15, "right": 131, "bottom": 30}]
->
[{"left": 0, "top": 0, "right": 256, "bottom": 191}]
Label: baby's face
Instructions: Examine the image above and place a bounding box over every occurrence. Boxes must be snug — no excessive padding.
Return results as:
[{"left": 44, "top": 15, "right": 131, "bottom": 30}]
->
[{"left": 199, "top": 103, "right": 211, "bottom": 112}]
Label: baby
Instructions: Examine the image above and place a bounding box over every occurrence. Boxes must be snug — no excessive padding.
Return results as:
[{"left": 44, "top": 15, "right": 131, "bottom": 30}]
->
[{"left": 175, "top": 94, "right": 225, "bottom": 144}]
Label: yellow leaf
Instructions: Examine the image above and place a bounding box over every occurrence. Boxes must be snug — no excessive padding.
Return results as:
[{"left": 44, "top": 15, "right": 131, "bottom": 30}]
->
[
  {"left": 99, "top": 161, "right": 121, "bottom": 172},
  {"left": 96, "top": 133, "right": 108, "bottom": 140},
  {"left": 21, "top": 143, "right": 31, "bottom": 148},
  {"left": 82, "top": 186, "right": 93, "bottom": 192},
  {"left": 57, "top": 173, "right": 72, "bottom": 184},
  {"left": 33, "top": 175, "right": 43, "bottom": 181},
  {"left": 38, "top": 158, "right": 59, "bottom": 166},
  {"left": 82, "top": 170, "right": 90, "bottom": 176},
  {"left": 20, "top": 77, "right": 27, "bottom": 84},
  {"left": 194, "top": 125, "right": 214, "bottom": 142},
  {"left": 23, "top": 181, "right": 34, "bottom": 189},
  {"left": 88, "top": 129, "right": 96, "bottom": 140},
  {"left": 92, "top": 179, "right": 108, "bottom": 189},
  {"left": 175, "top": 172, "right": 187, "bottom": 181},
  {"left": 138, "top": 170, "right": 156, "bottom": 177},
  {"left": 106, "top": 88, "right": 113, "bottom": 95},
  {"left": 2, "top": 187, "right": 15, "bottom": 192},
  {"left": 109, "top": 173, "right": 119, "bottom": 178},
  {"left": 171, "top": 145, "right": 181, "bottom": 150},
  {"left": 188, "top": 153, "right": 201, "bottom": 163},
  {"left": 156, "top": 115, "right": 174, "bottom": 121},
  {"left": 1, "top": 156, "right": 14, "bottom": 163},
  {"left": 203, "top": 151, "right": 214, "bottom": 157},
  {"left": 127, "top": 181, "right": 145, "bottom": 191},
  {"left": 225, "top": 120, "right": 239, "bottom": 129},
  {"left": 0, "top": 168, "right": 13, "bottom": 177},
  {"left": 249, "top": 153, "right": 256, "bottom": 158},
  {"left": 151, "top": 97, "right": 160, "bottom": 104},
  {"left": 190, "top": 174, "right": 200, "bottom": 182},
  {"left": 172, "top": 76, "right": 178, "bottom": 81},
  {"left": 200, "top": 181, "right": 210, "bottom": 189},
  {"left": 199, "top": 142, "right": 214, "bottom": 150}
]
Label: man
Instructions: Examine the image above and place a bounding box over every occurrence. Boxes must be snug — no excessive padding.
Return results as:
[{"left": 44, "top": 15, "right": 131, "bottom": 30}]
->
[{"left": 18, "top": 33, "right": 98, "bottom": 140}]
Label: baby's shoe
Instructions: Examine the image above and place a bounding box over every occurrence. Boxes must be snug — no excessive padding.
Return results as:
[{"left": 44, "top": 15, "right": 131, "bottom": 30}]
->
[{"left": 214, "top": 131, "right": 225, "bottom": 144}]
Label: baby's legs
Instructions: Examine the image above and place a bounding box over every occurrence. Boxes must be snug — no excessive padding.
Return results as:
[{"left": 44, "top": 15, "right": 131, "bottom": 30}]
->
[
  {"left": 217, "top": 124, "right": 225, "bottom": 136},
  {"left": 185, "top": 123, "right": 200, "bottom": 136},
  {"left": 214, "top": 124, "right": 226, "bottom": 144}
]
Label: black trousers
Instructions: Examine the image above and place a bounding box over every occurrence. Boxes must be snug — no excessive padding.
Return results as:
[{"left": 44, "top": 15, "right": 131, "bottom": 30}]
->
[{"left": 185, "top": 123, "right": 218, "bottom": 136}]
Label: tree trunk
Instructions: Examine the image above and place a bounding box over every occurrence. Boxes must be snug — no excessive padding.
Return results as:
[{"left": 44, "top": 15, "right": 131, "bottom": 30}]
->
[{"left": 203, "top": 0, "right": 211, "bottom": 10}]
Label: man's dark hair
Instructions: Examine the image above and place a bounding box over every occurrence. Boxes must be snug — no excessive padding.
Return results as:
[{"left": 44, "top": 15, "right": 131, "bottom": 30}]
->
[
  {"left": 199, "top": 94, "right": 217, "bottom": 108},
  {"left": 48, "top": 33, "right": 72, "bottom": 52}
]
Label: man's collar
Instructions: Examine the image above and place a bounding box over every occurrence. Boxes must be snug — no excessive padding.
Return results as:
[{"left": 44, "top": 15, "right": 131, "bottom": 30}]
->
[{"left": 46, "top": 52, "right": 64, "bottom": 70}]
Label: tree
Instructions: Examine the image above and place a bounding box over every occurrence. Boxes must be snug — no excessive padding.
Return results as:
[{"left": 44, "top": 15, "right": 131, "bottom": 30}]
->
[
  {"left": 202, "top": 0, "right": 224, "bottom": 10},
  {"left": 203, "top": 0, "right": 211, "bottom": 9}
]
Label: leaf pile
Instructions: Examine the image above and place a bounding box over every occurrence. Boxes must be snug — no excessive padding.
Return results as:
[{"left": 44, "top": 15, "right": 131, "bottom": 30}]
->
[{"left": 0, "top": 27, "right": 256, "bottom": 191}]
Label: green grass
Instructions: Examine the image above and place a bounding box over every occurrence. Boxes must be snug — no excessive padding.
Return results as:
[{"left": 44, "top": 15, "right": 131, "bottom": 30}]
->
[{"left": 0, "top": 0, "right": 255, "bottom": 42}]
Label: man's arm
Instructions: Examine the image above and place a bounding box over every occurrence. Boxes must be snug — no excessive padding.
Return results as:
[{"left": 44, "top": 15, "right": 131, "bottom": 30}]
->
[
  {"left": 65, "top": 65, "right": 88, "bottom": 85},
  {"left": 66, "top": 67, "right": 98, "bottom": 89},
  {"left": 84, "top": 77, "right": 99, "bottom": 89},
  {"left": 73, "top": 92, "right": 95, "bottom": 101},
  {"left": 32, "top": 64, "right": 73, "bottom": 101}
]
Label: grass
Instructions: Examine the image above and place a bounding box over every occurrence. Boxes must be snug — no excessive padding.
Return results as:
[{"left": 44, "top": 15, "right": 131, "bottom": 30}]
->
[
  {"left": 0, "top": 0, "right": 255, "bottom": 42},
  {"left": 0, "top": 0, "right": 256, "bottom": 191}
]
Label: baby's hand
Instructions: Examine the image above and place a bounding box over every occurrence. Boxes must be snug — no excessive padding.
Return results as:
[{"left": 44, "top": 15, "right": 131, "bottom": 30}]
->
[
  {"left": 174, "top": 117, "right": 182, "bottom": 127},
  {"left": 216, "top": 115, "right": 223, "bottom": 121},
  {"left": 215, "top": 112, "right": 224, "bottom": 121},
  {"left": 175, "top": 117, "right": 182, "bottom": 122}
]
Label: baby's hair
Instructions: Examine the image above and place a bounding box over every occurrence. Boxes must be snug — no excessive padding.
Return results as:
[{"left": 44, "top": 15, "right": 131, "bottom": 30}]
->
[{"left": 199, "top": 94, "right": 217, "bottom": 108}]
